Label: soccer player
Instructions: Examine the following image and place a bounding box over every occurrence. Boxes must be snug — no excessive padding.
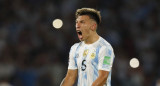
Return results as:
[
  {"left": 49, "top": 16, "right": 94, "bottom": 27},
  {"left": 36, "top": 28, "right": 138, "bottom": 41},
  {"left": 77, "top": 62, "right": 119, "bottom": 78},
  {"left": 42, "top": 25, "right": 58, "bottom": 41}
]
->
[{"left": 61, "top": 8, "right": 115, "bottom": 86}]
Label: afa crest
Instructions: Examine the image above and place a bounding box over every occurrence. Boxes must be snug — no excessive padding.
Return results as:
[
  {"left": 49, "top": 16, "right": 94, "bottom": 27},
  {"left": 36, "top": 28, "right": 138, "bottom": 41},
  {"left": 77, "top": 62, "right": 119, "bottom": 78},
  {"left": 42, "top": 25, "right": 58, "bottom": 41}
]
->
[
  {"left": 83, "top": 49, "right": 89, "bottom": 57},
  {"left": 90, "top": 53, "right": 96, "bottom": 59},
  {"left": 90, "top": 49, "right": 96, "bottom": 59}
]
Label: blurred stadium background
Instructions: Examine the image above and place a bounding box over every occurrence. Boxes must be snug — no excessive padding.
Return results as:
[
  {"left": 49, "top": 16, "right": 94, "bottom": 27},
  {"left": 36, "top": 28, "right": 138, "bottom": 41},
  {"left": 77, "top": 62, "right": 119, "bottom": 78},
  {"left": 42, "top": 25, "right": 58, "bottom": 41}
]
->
[{"left": 0, "top": 0, "right": 160, "bottom": 86}]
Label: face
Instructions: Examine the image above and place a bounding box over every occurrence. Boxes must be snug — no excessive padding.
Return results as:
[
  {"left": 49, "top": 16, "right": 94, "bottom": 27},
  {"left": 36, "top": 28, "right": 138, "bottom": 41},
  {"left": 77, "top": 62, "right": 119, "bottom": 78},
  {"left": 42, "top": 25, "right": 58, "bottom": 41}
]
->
[{"left": 76, "top": 15, "right": 94, "bottom": 41}]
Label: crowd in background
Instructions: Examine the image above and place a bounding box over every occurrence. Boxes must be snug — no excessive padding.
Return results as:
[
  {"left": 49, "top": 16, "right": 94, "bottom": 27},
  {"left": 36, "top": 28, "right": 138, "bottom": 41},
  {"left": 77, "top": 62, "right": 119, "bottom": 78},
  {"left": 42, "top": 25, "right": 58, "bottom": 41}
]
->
[{"left": 0, "top": 0, "right": 160, "bottom": 86}]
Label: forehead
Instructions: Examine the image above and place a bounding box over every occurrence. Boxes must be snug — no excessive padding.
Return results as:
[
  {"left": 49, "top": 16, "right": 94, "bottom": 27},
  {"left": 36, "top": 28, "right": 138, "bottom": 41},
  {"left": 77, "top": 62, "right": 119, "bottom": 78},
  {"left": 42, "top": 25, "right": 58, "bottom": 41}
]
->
[{"left": 76, "top": 15, "right": 91, "bottom": 21}]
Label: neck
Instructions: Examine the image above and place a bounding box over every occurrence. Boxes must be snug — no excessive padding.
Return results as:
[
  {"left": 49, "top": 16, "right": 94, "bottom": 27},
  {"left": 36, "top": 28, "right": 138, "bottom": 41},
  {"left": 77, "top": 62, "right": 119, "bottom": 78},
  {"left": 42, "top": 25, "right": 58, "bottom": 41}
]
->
[{"left": 84, "top": 32, "right": 99, "bottom": 44}]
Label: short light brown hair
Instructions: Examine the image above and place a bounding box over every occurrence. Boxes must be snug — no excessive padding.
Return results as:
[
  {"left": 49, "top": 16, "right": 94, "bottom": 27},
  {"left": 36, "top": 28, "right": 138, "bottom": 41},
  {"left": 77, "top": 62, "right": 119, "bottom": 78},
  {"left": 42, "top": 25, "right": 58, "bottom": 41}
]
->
[{"left": 75, "top": 8, "right": 101, "bottom": 25}]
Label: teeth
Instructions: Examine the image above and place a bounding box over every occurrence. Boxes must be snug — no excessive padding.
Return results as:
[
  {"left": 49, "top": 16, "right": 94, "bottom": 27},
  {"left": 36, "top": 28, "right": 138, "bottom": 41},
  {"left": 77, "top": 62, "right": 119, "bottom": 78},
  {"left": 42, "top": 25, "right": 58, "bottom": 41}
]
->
[
  {"left": 77, "top": 30, "right": 82, "bottom": 35},
  {"left": 77, "top": 30, "right": 80, "bottom": 32}
]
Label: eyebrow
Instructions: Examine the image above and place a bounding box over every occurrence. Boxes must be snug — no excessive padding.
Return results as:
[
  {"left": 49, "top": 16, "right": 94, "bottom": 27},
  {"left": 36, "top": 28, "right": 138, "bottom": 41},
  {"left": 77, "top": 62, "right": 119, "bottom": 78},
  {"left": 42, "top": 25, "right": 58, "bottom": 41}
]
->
[{"left": 76, "top": 19, "right": 85, "bottom": 22}]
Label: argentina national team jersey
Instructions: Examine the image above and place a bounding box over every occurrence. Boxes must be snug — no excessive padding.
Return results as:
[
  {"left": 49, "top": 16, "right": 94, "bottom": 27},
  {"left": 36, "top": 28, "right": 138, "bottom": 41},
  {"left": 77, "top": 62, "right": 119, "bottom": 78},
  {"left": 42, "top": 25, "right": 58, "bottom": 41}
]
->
[{"left": 68, "top": 37, "right": 115, "bottom": 86}]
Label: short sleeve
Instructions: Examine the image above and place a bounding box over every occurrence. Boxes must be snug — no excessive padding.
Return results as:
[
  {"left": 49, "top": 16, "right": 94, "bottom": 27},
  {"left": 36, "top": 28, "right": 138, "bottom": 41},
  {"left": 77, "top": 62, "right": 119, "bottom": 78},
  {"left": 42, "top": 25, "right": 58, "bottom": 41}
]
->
[
  {"left": 68, "top": 44, "right": 78, "bottom": 69},
  {"left": 98, "top": 45, "right": 115, "bottom": 71}
]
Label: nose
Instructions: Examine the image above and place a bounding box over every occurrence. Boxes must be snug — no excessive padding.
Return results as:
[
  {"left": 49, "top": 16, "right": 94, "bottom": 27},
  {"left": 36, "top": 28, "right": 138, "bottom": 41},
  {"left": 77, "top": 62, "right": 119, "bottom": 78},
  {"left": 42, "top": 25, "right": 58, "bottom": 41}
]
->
[{"left": 76, "top": 22, "right": 80, "bottom": 29}]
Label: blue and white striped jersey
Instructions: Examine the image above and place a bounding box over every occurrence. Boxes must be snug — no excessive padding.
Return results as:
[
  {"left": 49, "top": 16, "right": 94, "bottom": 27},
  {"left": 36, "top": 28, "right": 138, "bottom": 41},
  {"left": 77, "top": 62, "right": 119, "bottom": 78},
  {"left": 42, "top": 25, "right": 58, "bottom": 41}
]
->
[{"left": 68, "top": 37, "right": 115, "bottom": 86}]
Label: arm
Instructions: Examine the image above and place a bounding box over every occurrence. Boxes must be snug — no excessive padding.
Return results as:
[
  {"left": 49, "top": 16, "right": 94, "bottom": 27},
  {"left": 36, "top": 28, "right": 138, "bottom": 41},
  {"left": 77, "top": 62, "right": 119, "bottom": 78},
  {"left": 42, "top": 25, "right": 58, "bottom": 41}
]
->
[
  {"left": 92, "top": 70, "right": 109, "bottom": 86},
  {"left": 92, "top": 45, "right": 114, "bottom": 86},
  {"left": 61, "top": 69, "right": 78, "bottom": 86},
  {"left": 61, "top": 44, "right": 78, "bottom": 86}
]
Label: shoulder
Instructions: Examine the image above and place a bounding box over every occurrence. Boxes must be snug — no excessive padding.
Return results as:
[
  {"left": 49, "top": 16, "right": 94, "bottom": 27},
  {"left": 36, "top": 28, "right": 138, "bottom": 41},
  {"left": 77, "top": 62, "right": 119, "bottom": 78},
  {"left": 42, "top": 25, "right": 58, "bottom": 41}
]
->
[
  {"left": 99, "top": 37, "right": 113, "bottom": 50},
  {"left": 70, "top": 42, "right": 83, "bottom": 51},
  {"left": 98, "top": 37, "right": 115, "bottom": 57}
]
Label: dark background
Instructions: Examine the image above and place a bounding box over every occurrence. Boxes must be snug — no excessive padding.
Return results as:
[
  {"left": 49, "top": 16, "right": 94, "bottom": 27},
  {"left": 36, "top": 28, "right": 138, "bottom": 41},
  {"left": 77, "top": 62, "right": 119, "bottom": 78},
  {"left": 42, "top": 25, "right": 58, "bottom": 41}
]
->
[{"left": 0, "top": 0, "right": 160, "bottom": 86}]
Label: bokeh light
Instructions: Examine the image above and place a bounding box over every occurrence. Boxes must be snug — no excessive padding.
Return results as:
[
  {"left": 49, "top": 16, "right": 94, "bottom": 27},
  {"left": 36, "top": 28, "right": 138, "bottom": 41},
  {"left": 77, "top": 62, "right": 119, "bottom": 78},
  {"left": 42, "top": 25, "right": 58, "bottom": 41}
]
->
[
  {"left": 130, "top": 58, "right": 140, "bottom": 68},
  {"left": 52, "top": 19, "right": 63, "bottom": 29}
]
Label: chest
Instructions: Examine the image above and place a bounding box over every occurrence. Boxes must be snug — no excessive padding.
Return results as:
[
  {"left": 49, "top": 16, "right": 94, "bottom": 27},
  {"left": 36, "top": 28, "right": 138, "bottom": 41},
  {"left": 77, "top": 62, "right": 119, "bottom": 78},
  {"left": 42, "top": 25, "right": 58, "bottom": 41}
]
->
[{"left": 75, "top": 46, "right": 99, "bottom": 69}]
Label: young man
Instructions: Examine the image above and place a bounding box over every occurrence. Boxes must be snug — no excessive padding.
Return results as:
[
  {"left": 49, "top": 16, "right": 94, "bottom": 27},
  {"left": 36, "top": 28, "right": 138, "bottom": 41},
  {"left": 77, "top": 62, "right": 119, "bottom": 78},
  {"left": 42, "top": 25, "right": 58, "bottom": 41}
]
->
[{"left": 61, "top": 8, "right": 115, "bottom": 86}]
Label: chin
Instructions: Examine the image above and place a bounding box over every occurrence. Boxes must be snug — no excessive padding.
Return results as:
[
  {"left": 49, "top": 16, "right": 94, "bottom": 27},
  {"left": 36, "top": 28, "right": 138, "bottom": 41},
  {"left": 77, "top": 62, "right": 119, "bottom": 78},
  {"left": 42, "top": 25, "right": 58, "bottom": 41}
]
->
[
  {"left": 79, "top": 39, "right": 83, "bottom": 41},
  {"left": 79, "top": 38, "right": 84, "bottom": 41}
]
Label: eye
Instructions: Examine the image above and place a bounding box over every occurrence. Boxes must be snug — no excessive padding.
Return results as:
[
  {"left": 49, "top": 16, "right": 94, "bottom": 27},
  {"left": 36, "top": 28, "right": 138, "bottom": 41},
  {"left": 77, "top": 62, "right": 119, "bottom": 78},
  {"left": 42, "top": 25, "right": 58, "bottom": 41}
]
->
[{"left": 80, "top": 21, "right": 85, "bottom": 23}]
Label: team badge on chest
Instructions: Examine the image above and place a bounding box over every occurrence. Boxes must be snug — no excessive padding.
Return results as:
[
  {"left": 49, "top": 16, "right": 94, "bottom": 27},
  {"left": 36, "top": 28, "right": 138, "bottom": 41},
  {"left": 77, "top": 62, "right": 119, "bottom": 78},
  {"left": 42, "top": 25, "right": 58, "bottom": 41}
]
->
[
  {"left": 83, "top": 49, "right": 89, "bottom": 57},
  {"left": 90, "top": 53, "right": 96, "bottom": 59},
  {"left": 90, "top": 49, "right": 96, "bottom": 59}
]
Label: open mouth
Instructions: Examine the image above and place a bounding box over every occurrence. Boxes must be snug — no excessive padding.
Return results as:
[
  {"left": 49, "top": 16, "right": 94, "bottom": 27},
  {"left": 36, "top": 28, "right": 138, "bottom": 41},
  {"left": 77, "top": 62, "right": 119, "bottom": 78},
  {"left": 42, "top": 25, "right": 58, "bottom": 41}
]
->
[
  {"left": 77, "top": 30, "right": 82, "bottom": 35},
  {"left": 76, "top": 30, "right": 83, "bottom": 40}
]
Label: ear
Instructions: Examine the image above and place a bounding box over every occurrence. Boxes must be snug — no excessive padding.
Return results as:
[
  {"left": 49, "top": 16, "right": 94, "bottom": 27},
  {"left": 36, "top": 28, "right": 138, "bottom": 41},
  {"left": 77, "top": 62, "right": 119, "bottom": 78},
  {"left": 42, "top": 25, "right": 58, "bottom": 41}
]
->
[{"left": 90, "top": 23, "right": 97, "bottom": 31}]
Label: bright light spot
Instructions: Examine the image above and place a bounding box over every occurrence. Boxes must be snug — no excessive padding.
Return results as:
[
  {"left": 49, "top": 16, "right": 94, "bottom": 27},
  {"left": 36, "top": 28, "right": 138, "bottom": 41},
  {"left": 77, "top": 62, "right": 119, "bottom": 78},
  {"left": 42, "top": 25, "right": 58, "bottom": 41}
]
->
[
  {"left": 130, "top": 58, "right": 139, "bottom": 68},
  {"left": 52, "top": 19, "right": 63, "bottom": 29}
]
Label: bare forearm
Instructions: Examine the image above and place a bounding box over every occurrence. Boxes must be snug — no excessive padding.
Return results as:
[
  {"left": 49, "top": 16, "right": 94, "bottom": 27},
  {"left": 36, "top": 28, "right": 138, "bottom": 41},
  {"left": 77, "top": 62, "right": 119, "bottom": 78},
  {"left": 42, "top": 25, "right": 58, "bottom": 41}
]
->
[
  {"left": 61, "top": 69, "right": 77, "bottom": 86},
  {"left": 91, "top": 76, "right": 107, "bottom": 86},
  {"left": 61, "top": 77, "right": 76, "bottom": 86},
  {"left": 92, "top": 70, "right": 109, "bottom": 86}
]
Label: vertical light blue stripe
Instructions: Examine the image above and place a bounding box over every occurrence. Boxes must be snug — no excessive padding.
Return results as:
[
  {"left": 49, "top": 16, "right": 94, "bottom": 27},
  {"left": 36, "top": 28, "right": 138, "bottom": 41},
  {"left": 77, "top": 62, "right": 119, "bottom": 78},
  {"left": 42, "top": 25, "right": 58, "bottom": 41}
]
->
[
  {"left": 108, "top": 49, "right": 112, "bottom": 56},
  {"left": 83, "top": 72, "right": 87, "bottom": 86},
  {"left": 77, "top": 69, "right": 80, "bottom": 86},
  {"left": 92, "top": 45, "right": 102, "bottom": 82},
  {"left": 74, "top": 42, "right": 82, "bottom": 67},
  {"left": 84, "top": 72, "right": 87, "bottom": 79},
  {"left": 73, "top": 42, "right": 82, "bottom": 86},
  {"left": 94, "top": 45, "right": 101, "bottom": 64}
]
